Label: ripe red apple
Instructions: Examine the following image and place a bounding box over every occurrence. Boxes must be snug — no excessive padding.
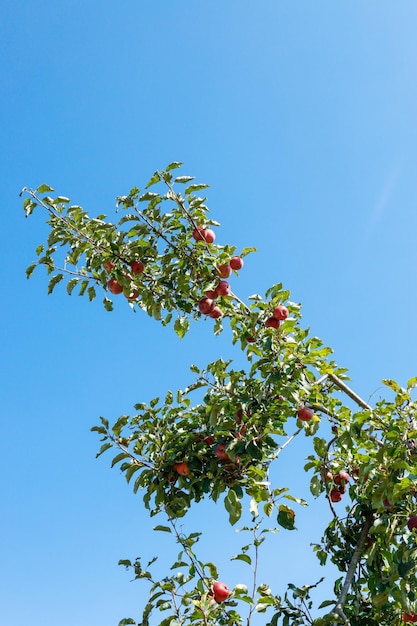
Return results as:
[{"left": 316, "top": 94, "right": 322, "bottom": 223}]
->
[
  {"left": 245, "top": 334, "right": 256, "bottom": 343},
  {"left": 205, "top": 289, "right": 217, "bottom": 299},
  {"left": 297, "top": 406, "right": 314, "bottom": 421},
  {"left": 107, "top": 279, "right": 123, "bottom": 294},
  {"left": 215, "top": 443, "right": 231, "bottom": 462},
  {"left": 230, "top": 256, "right": 244, "bottom": 271},
  {"left": 131, "top": 261, "right": 144, "bottom": 275},
  {"left": 217, "top": 264, "right": 232, "bottom": 278},
  {"left": 402, "top": 612, "right": 417, "bottom": 623},
  {"left": 192, "top": 226, "right": 216, "bottom": 243},
  {"left": 173, "top": 462, "right": 191, "bottom": 476},
  {"left": 209, "top": 306, "right": 223, "bottom": 319},
  {"left": 203, "top": 435, "right": 215, "bottom": 445},
  {"left": 334, "top": 471, "right": 350, "bottom": 485},
  {"left": 212, "top": 581, "right": 230, "bottom": 603},
  {"left": 103, "top": 261, "right": 115, "bottom": 272},
  {"left": 215, "top": 280, "right": 231, "bottom": 297},
  {"left": 198, "top": 297, "right": 214, "bottom": 315},
  {"left": 265, "top": 316, "right": 280, "bottom": 329},
  {"left": 273, "top": 305, "right": 289, "bottom": 321},
  {"left": 124, "top": 289, "right": 139, "bottom": 300},
  {"left": 407, "top": 515, "right": 417, "bottom": 531},
  {"left": 330, "top": 489, "right": 342, "bottom": 502}
]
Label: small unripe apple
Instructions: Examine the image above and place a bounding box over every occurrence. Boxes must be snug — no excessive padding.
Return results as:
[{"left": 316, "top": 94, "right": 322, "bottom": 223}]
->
[
  {"left": 215, "top": 280, "right": 231, "bottom": 297},
  {"left": 407, "top": 515, "right": 417, "bottom": 531},
  {"left": 107, "top": 279, "right": 123, "bottom": 294},
  {"left": 265, "top": 316, "right": 280, "bottom": 329},
  {"left": 330, "top": 489, "right": 342, "bottom": 502},
  {"left": 198, "top": 297, "right": 214, "bottom": 315},
  {"left": 217, "top": 264, "right": 232, "bottom": 278},
  {"left": 173, "top": 462, "right": 191, "bottom": 476},
  {"left": 212, "top": 581, "right": 230, "bottom": 603},
  {"left": 209, "top": 306, "right": 223, "bottom": 319},
  {"left": 273, "top": 305, "right": 289, "bottom": 320},
  {"left": 131, "top": 261, "right": 144, "bottom": 275},
  {"left": 297, "top": 406, "right": 314, "bottom": 421},
  {"left": 230, "top": 256, "right": 244, "bottom": 270}
]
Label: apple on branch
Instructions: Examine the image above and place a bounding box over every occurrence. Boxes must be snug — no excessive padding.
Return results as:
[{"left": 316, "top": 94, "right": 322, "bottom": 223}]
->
[{"left": 212, "top": 581, "right": 230, "bottom": 603}]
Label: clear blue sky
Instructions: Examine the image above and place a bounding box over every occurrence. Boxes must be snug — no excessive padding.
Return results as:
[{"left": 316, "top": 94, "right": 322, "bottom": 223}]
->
[{"left": 2, "top": 2, "right": 417, "bottom": 624}]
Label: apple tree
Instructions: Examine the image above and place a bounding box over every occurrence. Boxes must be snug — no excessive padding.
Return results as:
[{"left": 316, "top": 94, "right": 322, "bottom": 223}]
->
[{"left": 22, "top": 164, "right": 417, "bottom": 625}]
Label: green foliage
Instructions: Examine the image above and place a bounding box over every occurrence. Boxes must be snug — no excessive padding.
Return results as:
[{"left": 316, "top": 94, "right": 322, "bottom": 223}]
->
[{"left": 23, "top": 165, "right": 417, "bottom": 625}]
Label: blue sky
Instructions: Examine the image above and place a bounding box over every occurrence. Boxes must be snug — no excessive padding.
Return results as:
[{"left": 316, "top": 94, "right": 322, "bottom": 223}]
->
[{"left": 2, "top": 2, "right": 417, "bottom": 624}]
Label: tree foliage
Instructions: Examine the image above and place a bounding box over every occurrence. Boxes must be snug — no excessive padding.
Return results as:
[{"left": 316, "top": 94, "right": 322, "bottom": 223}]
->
[{"left": 22, "top": 165, "right": 417, "bottom": 626}]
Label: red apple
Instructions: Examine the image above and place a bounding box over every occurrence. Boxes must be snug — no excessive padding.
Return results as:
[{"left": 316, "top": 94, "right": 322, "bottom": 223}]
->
[
  {"left": 334, "top": 471, "right": 350, "bottom": 485},
  {"left": 273, "top": 305, "right": 289, "bottom": 321},
  {"left": 173, "top": 462, "right": 191, "bottom": 476},
  {"left": 107, "top": 279, "right": 123, "bottom": 295},
  {"left": 212, "top": 581, "right": 230, "bottom": 603},
  {"left": 203, "top": 435, "right": 215, "bottom": 445},
  {"left": 230, "top": 256, "right": 244, "bottom": 271},
  {"left": 124, "top": 289, "right": 139, "bottom": 300},
  {"left": 330, "top": 489, "right": 342, "bottom": 502},
  {"left": 297, "top": 406, "right": 313, "bottom": 421},
  {"left": 209, "top": 306, "right": 223, "bottom": 319},
  {"left": 407, "top": 515, "right": 417, "bottom": 531},
  {"left": 192, "top": 226, "right": 216, "bottom": 243},
  {"left": 402, "top": 612, "right": 417, "bottom": 623},
  {"left": 205, "top": 289, "right": 217, "bottom": 299},
  {"left": 131, "top": 261, "right": 144, "bottom": 275},
  {"left": 215, "top": 280, "right": 231, "bottom": 297},
  {"left": 265, "top": 316, "right": 280, "bottom": 329},
  {"left": 103, "top": 261, "right": 115, "bottom": 272},
  {"left": 203, "top": 228, "right": 216, "bottom": 243},
  {"left": 217, "top": 264, "right": 232, "bottom": 278},
  {"left": 198, "top": 297, "right": 214, "bottom": 315},
  {"left": 215, "top": 443, "right": 231, "bottom": 462},
  {"left": 245, "top": 334, "right": 256, "bottom": 343}
]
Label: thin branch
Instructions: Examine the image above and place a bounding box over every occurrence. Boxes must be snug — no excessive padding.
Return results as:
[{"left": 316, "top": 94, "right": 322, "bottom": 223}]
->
[{"left": 328, "top": 374, "right": 372, "bottom": 411}]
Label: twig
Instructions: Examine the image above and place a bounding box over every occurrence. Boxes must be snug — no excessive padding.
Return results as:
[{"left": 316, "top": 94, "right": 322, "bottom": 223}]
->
[{"left": 328, "top": 374, "right": 372, "bottom": 411}]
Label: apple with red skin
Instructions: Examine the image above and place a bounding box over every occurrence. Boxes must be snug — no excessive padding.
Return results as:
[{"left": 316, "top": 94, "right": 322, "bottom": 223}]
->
[
  {"left": 103, "top": 261, "right": 115, "bottom": 272},
  {"left": 173, "top": 462, "right": 191, "bottom": 476},
  {"left": 107, "top": 279, "right": 123, "bottom": 294},
  {"left": 230, "top": 256, "right": 244, "bottom": 271},
  {"left": 215, "top": 280, "right": 231, "bottom": 297},
  {"left": 209, "top": 306, "right": 223, "bottom": 319},
  {"left": 125, "top": 289, "right": 139, "bottom": 300},
  {"left": 402, "top": 612, "right": 417, "bottom": 623},
  {"left": 245, "top": 334, "right": 256, "bottom": 343},
  {"left": 297, "top": 406, "right": 314, "bottom": 421},
  {"left": 212, "top": 582, "right": 230, "bottom": 603},
  {"left": 334, "top": 471, "right": 350, "bottom": 485},
  {"left": 407, "top": 515, "right": 417, "bottom": 531},
  {"left": 265, "top": 316, "right": 280, "bottom": 329},
  {"left": 205, "top": 289, "right": 217, "bottom": 299},
  {"left": 215, "top": 443, "right": 231, "bottom": 462},
  {"left": 273, "top": 305, "right": 289, "bottom": 320},
  {"left": 217, "top": 264, "right": 232, "bottom": 278},
  {"left": 330, "top": 489, "right": 342, "bottom": 502},
  {"left": 203, "top": 435, "right": 215, "bottom": 445},
  {"left": 198, "top": 297, "right": 214, "bottom": 315},
  {"left": 192, "top": 226, "right": 216, "bottom": 243},
  {"left": 131, "top": 261, "right": 144, "bottom": 275}
]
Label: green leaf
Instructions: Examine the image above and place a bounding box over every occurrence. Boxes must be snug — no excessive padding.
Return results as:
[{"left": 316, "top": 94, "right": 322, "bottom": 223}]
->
[
  {"left": 231, "top": 553, "right": 252, "bottom": 565},
  {"left": 174, "top": 176, "right": 194, "bottom": 184},
  {"left": 37, "top": 183, "right": 55, "bottom": 193},
  {"left": 185, "top": 183, "right": 209, "bottom": 194},
  {"left": 145, "top": 172, "right": 161, "bottom": 188},
  {"left": 47, "top": 274, "right": 64, "bottom": 294},
  {"left": 96, "top": 442, "right": 112, "bottom": 458},
  {"left": 26, "top": 263, "right": 36, "bottom": 279},
  {"left": 153, "top": 525, "right": 171, "bottom": 533},
  {"left": 174, "top": 316, "right": 189, "bottom": 339},
  {"left": 166, "top": 161, "right": 183, "bottom": 171},
  {"left": 277, "top": 505, "right": 296, "bottom": 530},
  {"left": 224, "top": 489, "right": 242, "bottom": 525},
  {"left": 67, "top": 278, "right": 78, "bottom": 295},
  {"left": 111, "top": 452, "right": 130, "bottom": 468}
]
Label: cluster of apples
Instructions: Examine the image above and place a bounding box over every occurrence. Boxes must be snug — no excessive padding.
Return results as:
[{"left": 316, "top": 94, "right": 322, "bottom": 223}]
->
[
  {"left": 265, "top": 304, "right": 289, "bottom": 329},
  {"left": 105, "top": 260, "right": 145, "bottom": 300},
  {"left": 198, "top": 256, "right": 244, "bottom": 320},
  {"left": 324, "top": 469, "right": 350, "bottom": 503}
]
